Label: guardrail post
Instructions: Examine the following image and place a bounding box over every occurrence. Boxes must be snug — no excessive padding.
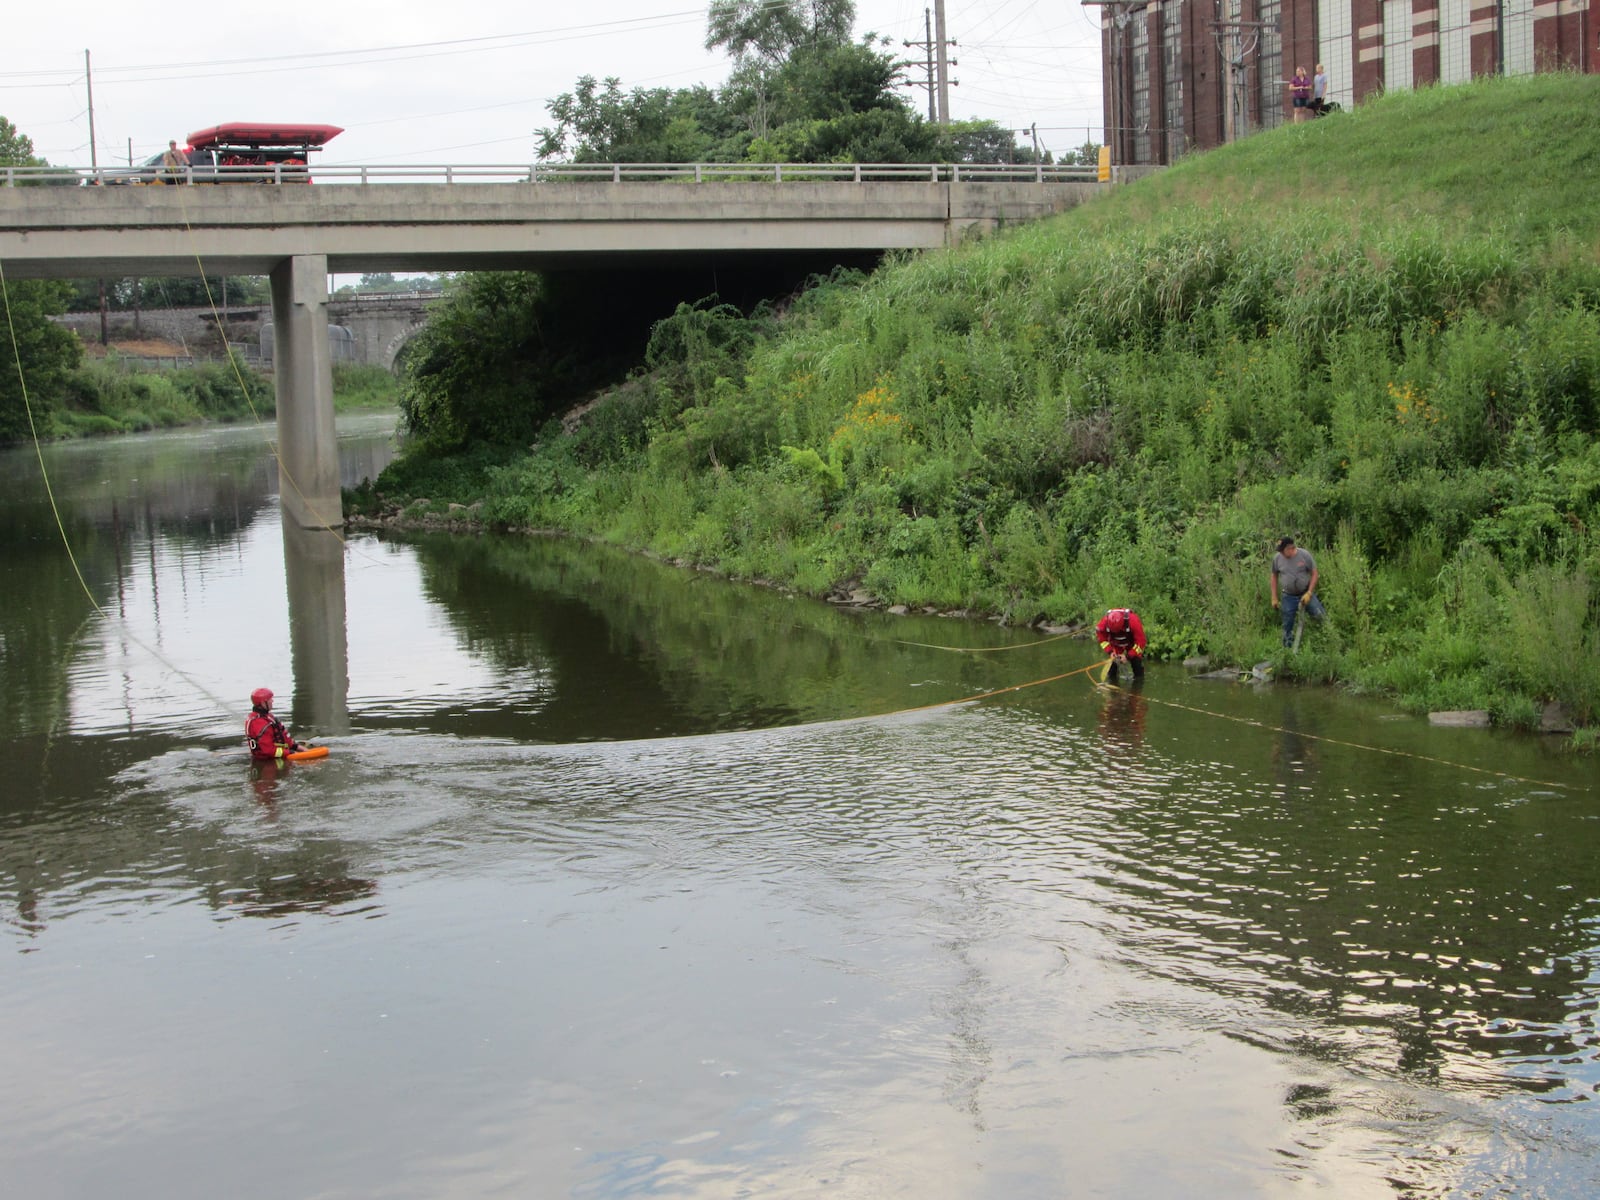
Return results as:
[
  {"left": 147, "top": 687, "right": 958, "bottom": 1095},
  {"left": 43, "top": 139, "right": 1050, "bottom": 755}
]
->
[
  {"left": 695, "top": 164, "right": 703, "bottom": 183},
  {"left": 613, "top": 164, "right": 621, "bottom": 183},
  {"left": 775, "top": 164, "right": 783, "bottom": 183},
  {"left": 445, "top": 166, "right": 454, "bottom": 185}
]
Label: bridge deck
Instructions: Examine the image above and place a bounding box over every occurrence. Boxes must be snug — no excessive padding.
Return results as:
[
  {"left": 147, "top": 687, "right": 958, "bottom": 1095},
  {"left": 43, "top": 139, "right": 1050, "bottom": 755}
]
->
[{"left": 0, "top": 179, "right": 1102, "bottom": 279}]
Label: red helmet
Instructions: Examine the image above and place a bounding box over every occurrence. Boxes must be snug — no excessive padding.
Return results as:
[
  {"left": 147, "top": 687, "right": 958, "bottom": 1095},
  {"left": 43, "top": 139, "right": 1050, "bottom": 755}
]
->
[
  {"left": 250, "top": 687, "right": 273, "bottom": 709},
  {"left": 1109, "top": 610, "right": 1128, "bottom": 632}
]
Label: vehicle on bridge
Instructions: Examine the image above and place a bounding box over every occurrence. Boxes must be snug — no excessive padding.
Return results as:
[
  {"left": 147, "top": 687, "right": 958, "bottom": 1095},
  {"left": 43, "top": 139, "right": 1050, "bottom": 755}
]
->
[{"left": 83, "top": 123, "right": 343, "bottom": 186}]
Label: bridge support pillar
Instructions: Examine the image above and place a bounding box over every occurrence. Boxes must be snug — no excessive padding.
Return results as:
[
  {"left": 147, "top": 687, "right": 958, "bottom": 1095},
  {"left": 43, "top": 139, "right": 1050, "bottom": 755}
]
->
[{"left": 269, "top": 254, "right": 343, "bottom": 528}]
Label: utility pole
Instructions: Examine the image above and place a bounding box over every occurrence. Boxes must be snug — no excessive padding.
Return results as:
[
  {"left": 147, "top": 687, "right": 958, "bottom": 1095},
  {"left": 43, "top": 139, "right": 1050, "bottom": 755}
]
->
[
  {"left": 933, "top": 0, "right": 953, "bottom": 122},
  {"left": 903, "top": 10, "right": 936, "bottom": 120},
  {"left": 1083, "top": 1, "right": 1136, "bottom": 166},
  {"left": 85, "top": 51, "right": 98, "bottom": 173},
  {"left": 87, "top": 49, "right": 107, "bottom": 345},
  {"left": 904, "top": 7, "right": 957, "bottom": 122},
  {"left": 1208, "top": 16, "right": 1269, "bottom": 143}
]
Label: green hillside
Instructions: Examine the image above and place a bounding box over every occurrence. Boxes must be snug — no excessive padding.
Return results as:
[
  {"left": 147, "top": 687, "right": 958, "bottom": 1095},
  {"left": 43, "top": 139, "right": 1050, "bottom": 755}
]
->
[
  {"left": 363, "top": 74, "right": 1600, "bottom": 737},
  {"left": 1094, "top": 72, "right": 1600, "bottom": 247}
]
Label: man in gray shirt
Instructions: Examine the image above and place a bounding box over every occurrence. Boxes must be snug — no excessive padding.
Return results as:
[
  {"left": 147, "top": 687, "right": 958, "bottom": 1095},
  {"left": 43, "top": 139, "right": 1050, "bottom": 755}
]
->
[{"left": 1269, "top": 536, "right": 1325, "bottom": 648}]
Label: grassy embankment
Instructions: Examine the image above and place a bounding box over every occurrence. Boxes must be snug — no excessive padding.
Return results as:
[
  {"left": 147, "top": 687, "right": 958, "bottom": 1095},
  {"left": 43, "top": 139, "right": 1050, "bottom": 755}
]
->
[
  {"left": 359, "top": 74, "right": 1600, "bottom": 738},
  {"left": 50, "top": 359, "right": 397, "bottom": 438}
]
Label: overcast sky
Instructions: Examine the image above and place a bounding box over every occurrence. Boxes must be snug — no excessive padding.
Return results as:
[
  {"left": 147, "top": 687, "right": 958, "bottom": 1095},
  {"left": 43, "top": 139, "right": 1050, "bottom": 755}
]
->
[{"left": 5, "top": 2, "right": 1106, "bottom": 168}]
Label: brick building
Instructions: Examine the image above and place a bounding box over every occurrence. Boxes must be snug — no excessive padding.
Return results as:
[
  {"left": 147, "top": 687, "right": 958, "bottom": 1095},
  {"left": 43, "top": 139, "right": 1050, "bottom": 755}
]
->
[{"left": 1093, "top": 0, "right": 1598, "bottom": 163}]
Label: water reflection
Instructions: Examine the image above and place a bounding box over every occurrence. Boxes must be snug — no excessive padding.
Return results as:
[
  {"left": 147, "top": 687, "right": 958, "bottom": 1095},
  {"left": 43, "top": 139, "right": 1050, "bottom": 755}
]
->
[
  {"left": 283, "top": 520, "right": 350, "bottom": 736},
  {"left": 1095, "top": 677, "right": 1147, "bottom": 758}
]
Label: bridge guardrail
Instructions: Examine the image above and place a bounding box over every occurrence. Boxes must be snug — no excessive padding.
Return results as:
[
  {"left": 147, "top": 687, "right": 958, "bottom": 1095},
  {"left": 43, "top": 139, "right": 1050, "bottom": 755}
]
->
[{"left": 4, "top": 162, "right": 1104, "bottom": 188}]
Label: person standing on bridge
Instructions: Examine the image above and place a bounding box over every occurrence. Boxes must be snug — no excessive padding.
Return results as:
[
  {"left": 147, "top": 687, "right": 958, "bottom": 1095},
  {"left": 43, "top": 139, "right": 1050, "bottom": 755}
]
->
[{"left": 160, "top": 139, "right": 189, "bottom": 184}]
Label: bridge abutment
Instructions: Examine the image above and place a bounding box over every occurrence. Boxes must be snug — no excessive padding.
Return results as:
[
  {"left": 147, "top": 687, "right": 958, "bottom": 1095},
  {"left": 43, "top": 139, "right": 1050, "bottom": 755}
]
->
[{"left": 269, "top": 255, "right": 343, "bottom": 528}]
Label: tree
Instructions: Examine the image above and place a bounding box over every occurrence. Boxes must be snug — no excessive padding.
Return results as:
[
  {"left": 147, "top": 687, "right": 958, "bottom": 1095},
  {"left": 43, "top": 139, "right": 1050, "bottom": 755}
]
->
[
  {"left": 0, "top": 115, "right": 44, "bottom": 167},
  {"left": 0, "top": 117, "right": 79, "bottom": 443},
  {"left": 766, "top": 38, "right": 902, "bottom": 124},
  {"left": 751, "top": 107, "right": 939, "bottom": 164},
  {"left": 708, "top": 0, "right": 858, "bottom": 138},
  {"left": 63, "top": 275, "right": 270, "bottom": 313},
  {"left": 706, "top": 0, "right": 856, "bottom": 67},
  {"left": 1060, "top": 141, "right": 1105, "bottom": 167},
  {"left": 0, "top": 278, "right": 81, "bottom": 444},
  {"left": 538, "top": 77, "right": 744, "bottom": 163},
  {"left": 936, "top": 120, "right": 1042, "bottom": 165}
]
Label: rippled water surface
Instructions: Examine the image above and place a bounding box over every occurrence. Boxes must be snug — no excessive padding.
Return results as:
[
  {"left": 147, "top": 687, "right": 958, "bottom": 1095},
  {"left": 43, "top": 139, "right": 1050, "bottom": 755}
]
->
[{"left": 2, "top": 418, "right": 1598, "bottom": 1198}]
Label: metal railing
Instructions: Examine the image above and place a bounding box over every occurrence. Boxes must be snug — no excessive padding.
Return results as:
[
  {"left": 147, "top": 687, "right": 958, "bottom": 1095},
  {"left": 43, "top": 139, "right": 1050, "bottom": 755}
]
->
[{"left": 4, "top": 161, "right": 1104, "bottom": 188}]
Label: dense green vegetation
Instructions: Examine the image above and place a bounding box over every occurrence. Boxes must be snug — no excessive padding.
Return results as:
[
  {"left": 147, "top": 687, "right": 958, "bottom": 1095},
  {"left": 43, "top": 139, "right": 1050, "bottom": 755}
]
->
[
  {"left": 361, "top": 75, "right": 1600, "bottom": 737},
  {"left": 5, "top": 355, "right": 398, "bottom": 442}
]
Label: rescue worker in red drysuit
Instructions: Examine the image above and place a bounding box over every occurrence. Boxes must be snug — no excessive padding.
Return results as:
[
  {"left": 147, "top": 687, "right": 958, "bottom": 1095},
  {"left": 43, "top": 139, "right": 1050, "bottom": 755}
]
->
[
  {"left": 246, "top": 687, "right": 301, "bottom": 762},
  {"left": 1094, "top": 608, "right": 1147, "bottom": 684}
]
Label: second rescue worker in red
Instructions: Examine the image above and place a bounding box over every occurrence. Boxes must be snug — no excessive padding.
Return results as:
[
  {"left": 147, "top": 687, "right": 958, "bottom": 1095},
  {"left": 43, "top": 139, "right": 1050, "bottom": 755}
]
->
[{"left": 1095, "top": 608, "right": 1147, "bottom": 683}]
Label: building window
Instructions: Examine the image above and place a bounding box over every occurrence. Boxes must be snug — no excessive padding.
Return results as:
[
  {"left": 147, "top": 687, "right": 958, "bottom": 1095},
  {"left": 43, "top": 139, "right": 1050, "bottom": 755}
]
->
[
  {"left": 1255, "top": 0, "right": 1285, "bottom": 131},
  {"left": 1316, "top": 0, "right": 1354, "bottom": 109},
  {"left": 1132, "top": 15, "right": 1153, "bottom": 162},
  {"left": 1383, "top": 0, "right": 1414, "bottom": 92},
  {"left": 1440, "top": 0, "right": 1472, "bottom": 83},
  {"left": 1162, "top": 0, "right": 1186, "bottom": 158},
  {"left": 1503, "top": 0, "right": 1535, "bottom": 74}
]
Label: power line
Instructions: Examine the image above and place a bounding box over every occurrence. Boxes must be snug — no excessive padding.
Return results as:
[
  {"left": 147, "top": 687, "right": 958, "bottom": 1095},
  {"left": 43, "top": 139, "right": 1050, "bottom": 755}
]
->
[{"left": 0, "top": 12, "right": 711, "bottom": 86}]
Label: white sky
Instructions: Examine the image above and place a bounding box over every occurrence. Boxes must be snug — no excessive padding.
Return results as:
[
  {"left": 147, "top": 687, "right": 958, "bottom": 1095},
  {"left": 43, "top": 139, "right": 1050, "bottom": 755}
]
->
[{"left": 4, "top": 2, "right": 1106, "bottom": 168}]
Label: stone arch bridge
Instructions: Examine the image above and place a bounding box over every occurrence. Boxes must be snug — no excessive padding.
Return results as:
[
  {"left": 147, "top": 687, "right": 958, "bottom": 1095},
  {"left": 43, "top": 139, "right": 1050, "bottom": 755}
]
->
[{"left": 56, "top": 291, "right": 440, "bottom": 370}]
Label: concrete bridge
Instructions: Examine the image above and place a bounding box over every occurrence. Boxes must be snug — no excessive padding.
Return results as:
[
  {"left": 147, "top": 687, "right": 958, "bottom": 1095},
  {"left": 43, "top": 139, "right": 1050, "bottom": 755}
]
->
[{"left": 0, "top": 165, "right": 1116, "bottom": 528}]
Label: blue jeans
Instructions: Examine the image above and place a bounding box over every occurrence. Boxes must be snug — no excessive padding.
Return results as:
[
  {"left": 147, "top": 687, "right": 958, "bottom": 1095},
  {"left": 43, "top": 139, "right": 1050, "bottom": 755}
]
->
[{"left": 1281, "top": 592, "right": 1325, "bottom": 646}]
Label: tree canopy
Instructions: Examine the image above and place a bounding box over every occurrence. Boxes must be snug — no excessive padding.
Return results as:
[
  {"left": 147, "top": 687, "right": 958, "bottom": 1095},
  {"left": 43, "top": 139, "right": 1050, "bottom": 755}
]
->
[
  {"left": 0, "top": 116, "right": 45, "bottom": 167},
  {"left": 706, "top": 0, "right": 857, "bottom": 67},
  {"left": 538, "top": 5, "right": 1035, "bottom": 166},
  {"left": 0, "top": 118, "right": 81, "bottom": 443}
]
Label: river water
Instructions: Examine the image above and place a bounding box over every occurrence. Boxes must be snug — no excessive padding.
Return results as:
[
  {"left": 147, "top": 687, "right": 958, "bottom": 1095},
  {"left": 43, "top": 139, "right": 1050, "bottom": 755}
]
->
[{"left": 1, "top": 415, "right": 1597, "bottom": 1198}]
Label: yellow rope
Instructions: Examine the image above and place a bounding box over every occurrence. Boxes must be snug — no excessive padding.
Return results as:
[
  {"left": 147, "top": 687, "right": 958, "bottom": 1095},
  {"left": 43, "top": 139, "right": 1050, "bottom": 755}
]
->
[
  {"left": 1087, "top": 678, "right": 1582, "bottom": 793},
  {"left": 878, "top": 660, "right": 1106, "bottom": 716}
]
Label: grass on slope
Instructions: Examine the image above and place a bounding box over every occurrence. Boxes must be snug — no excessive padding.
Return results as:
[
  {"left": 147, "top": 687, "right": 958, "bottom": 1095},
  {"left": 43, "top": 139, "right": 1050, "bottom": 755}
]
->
[{"left": 1083, "top": 72, "right": 1600, "bottom": 250}]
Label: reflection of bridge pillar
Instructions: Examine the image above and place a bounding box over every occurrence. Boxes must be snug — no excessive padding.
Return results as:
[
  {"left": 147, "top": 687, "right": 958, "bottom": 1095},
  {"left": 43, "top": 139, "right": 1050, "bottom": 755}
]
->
[
  {"left": 282, "top": 520, "right": 350, "bottom": 737},
  {"left": 269, "top": 254, "right": 343, "bottom": 529}
]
